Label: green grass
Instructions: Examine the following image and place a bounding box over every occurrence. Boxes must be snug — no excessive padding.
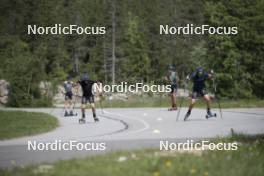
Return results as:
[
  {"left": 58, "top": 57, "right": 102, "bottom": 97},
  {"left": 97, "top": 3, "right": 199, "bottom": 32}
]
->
[
  {"left": 100, "top": 95, "right": 264, "bottom": 109},
  {"left": 1, "top": 134, "right": 263, "bottom": 176},
  {"left": 0, "top": 110, "right": 58, "bottom": 140}
]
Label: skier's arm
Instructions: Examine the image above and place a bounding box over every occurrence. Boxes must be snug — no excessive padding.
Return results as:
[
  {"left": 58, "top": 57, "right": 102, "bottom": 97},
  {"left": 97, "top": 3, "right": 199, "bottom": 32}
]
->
[
  {"left": 74, "top": 80, "right": 81, "bottom": 88},
  {"left": 92, "top": 80, "right": 102, "bottom": 96},
  {"left": 164, "top": 75, "right": 169, "bottom": 82},
  {"left": 72, "top": 81, "right": 79, "bottom": 87},
  {"left": 176, "top": 72, "right": 179, "bottom": 83},
  {"left": 164, "top": 72, "right": 169, "bottom": 83},
  {"left": 207, "top": 70, "right": 214, "bottom": 80},
  {"left": 90, "top": 80, "right": 101, "bottom": 85},
  {"left": 61, "top": 82, "right": 67, "bottom": 94},
  {"left": 73, "top": 81, "right": 80, "bottom": 95},
  {"left": 186, "top": 72, "right": 196, "bottom": 81}
]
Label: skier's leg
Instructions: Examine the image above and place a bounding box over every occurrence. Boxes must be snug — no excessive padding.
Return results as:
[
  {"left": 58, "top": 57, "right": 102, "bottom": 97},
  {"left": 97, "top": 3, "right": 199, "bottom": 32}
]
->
[
  {"left": 169, "top": 85, "right": 177, "bottom": 110},
  {"left": 69, "top": 96, "right": 74, "bottom": 116},
  {"left": 188, "top": 98, "right": 196, "bottom": 113},
  {"left": 69, "top": 99, "right": 73, "bottom": 115},
  {"left": 184, "top": 99, "right": 196, "bottom": 121},
  {"left": 64, "top": 98, "right": 70, "bottom": 116},
  {"left": 81, "top": 105, "right": 86, "bottom": 118},
  {"left": 203, "top": 94, "right": 211, "bottom": 114},
  {"left": 188, "top": 91, "right": 197, "bottom": 113},
  {"left": 89, "top": 96, "right": 98, "bottom": 122},
  {"left": 81, "top": 97, "right": 86, "bottom": 119},
  {"left": 172, "top": 92, "right": 177, "bottom": 108},
  {"left": 184, "top": 92, "right": 196, "bottom": 121},
  {"left": 68, "top": 92, "right": 74, "bottom": 115},
  {"left": 203, "top": 94, "right": 215, "bottom": 118},
  {"left": 91, "top": 103, "right": 98, "bottom": 119}
]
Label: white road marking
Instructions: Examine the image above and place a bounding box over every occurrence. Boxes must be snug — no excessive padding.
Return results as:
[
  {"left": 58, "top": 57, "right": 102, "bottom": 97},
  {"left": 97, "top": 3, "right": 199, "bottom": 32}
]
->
[
  {"left": 153, "top": 129, "right": 160, "bottom": 134},
  {"left": 157, "top": 118, "right": 163, "bottom": 121}
]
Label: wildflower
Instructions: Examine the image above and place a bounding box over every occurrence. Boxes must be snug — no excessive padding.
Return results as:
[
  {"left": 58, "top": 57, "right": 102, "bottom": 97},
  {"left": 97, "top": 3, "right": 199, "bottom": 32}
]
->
[
  {"left": 165, "top": 160, "right": 172, "bottom": 168},
  {"left": 117, "top": 156, "right": 127, "bottom": 162},
  {"left": 190, "top": 168, "right": 196, "bottom": 174},
  {"left": 153, "top": 171, "right": 160, "bottom": 176}
]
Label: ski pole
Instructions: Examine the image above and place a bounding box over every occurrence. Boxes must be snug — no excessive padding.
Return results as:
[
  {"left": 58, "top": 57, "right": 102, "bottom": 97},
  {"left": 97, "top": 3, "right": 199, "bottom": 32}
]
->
[
  {"left": 176, "top": 80, "right": 186, "bottom": 121},
  {"left": 98, "top": 94, "right": 104, "bottom": 114},
  {"left": 61, "top": 91, "right": 66, "bottom": 117},
  {"left": 72, "top": 85, "right": 80, "bottom": 114},
  {"left": 159, "top": 91, "right": 162, "bottom": 111},
  {"left": 71, "top": 94, "right": 78, "bottom": 115},
  {"left": 96, "top": 82, "right": 104, "bottom": 114},
  {"left": 213, "top": 78, "right": 223, "bottom": 119}
]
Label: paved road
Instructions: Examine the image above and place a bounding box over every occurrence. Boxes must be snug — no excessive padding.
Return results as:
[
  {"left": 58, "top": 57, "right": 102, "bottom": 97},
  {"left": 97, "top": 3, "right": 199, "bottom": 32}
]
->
[{"left": 1, "top": 107, "right": 264, "bottom": 168}]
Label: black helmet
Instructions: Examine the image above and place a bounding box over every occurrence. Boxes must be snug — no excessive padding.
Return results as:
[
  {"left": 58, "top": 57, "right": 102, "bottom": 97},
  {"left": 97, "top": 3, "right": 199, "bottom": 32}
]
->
[{"left": 67, "top": 76, "right": 72, "bottom": 81}]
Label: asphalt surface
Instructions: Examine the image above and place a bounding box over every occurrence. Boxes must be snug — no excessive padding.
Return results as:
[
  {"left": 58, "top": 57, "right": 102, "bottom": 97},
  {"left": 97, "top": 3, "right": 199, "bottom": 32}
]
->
[{"left": 1, "top": 107, "right": 264, "bottom": 168}]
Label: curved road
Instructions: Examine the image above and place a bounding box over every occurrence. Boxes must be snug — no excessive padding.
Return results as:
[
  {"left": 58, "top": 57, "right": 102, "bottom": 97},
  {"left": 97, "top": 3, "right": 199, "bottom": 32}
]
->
[{"left": 0, "top": 107, "right": 264, "bottom": 168}]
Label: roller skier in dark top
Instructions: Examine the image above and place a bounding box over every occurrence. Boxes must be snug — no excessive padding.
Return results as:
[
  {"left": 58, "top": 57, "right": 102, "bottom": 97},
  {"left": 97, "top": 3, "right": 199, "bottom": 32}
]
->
[
  {"left": 78, "top": 73, "right": 100, "bottom": 123},
  {"left": 184, "top": 67, "right": 216, "bottom": 121}
]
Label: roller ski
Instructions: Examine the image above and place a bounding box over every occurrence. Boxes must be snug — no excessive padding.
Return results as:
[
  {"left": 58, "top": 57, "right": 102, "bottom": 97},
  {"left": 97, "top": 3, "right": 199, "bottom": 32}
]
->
[
  {"left": 206, "top": 111, "right": 217, "bottom": 119},
  {"left": 69, "top": 110, "right": 78, "bottom": 116},
  {"left": 79, "top": 118, "right": 86, "bottom": 124},
  {"left": 79, "top": 113, "right": 86, "bottom": 124},
  {"left": 93, "top": 113, "right": 99, "bottom": 122},
  {"left": 64, "top": 111, "right": 69, "bottom": 117},
  {"left": 79, "top": 112, "right": 86, "bottom": 124},
  {"left": 168, "top": 106, "right": 177, "bottom": 111},
  {"left": 64, "top": 111, "right": 78, "bottom": 117}
]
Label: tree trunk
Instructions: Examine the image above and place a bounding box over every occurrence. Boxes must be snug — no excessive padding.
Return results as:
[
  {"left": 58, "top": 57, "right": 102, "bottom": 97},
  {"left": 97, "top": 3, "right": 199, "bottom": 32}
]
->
[
  {"left": 103, "top": 36, "right": 107, "bottom": 83},
  {"left": 111, "top": 0, "right": 116, "bottom": 84}
]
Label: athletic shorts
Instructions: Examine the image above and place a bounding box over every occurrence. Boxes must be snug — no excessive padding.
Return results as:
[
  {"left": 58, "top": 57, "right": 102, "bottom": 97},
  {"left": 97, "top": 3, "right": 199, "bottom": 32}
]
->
[
  {"left": 82, "top": 95, "right": 95, "bottom": 104},
  {"left": 65, "top": 92, "right": 73, "bottom": 100},
  {"left": 191, "top": 89, "right": 207, "bottom": 99},
  {"left": 170, "top": 84, "right": 178, "bottom": 93}
]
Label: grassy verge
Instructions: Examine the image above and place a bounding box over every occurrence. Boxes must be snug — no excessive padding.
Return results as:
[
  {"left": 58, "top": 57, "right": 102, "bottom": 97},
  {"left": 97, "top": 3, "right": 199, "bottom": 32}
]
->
[
  {"left": 0, "top": 110, "right": 58, "bottom": 140},
  {"left": 100, "top": 95, "right": 264, "bottom": 109},
  {"left": 1, "top": 134, "right": 263, "bottom": 176}
]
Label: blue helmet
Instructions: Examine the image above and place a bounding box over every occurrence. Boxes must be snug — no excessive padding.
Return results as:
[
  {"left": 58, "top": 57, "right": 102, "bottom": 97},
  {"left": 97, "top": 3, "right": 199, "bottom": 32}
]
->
[
  {"left": 81, "top": 73, "right": 89, "bottom": 81},
  {"left": 196, "top": 67, "right": 204, "bottom": 77}
]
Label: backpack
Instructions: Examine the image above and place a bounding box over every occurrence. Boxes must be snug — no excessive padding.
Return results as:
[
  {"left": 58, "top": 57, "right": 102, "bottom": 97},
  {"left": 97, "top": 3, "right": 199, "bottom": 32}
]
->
[
  {"left": 169, "top": 71, "right": 177, "bottom": 85},
  {"left": 64, "top": 81, "right": 72, "bottom": 93}
]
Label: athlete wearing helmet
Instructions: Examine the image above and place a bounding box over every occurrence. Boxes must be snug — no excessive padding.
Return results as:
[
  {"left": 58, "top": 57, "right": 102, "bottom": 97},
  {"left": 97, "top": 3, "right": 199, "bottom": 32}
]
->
[
  {"left": 166, "top": 65, "right": 178, "bottom": 111},
  {"left": 78, "top": 73, "right": 100, "bottom": 123},
  {"left": 184, "top": 67, "right": 215, "bottom": 121},
  {"left": 63, "top": 76, "right": 76, "bottom": 116}
]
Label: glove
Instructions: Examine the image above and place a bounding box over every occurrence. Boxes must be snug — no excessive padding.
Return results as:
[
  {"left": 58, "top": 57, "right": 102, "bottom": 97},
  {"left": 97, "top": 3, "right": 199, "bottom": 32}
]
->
[
  {"left": 210, "top": 69, "right": 214, "bottom": 74},
  {"left": 186, "top": 75, "right": 190, "bottom": 80}
]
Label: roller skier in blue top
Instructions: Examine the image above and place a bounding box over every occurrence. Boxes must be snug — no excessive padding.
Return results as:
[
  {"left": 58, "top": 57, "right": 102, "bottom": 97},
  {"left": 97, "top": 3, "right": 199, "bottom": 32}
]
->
[{"left": 184, "top": 67, "right": 216, "bottom": 121}]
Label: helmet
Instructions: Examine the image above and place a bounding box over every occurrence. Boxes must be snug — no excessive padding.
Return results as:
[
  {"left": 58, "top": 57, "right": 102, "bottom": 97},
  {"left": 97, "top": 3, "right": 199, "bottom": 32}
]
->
[
  {"left": 67, "top": 76, "right": 72, "bottom": 81},
  {"left": 169, "top": 65, "right": 176, "bottom": 71},
  {"left": 81, "top": 73, "right": 89, "bottom": 81},
  {"left": 196, "top": 67, "right": 204, "bottom": 77}
]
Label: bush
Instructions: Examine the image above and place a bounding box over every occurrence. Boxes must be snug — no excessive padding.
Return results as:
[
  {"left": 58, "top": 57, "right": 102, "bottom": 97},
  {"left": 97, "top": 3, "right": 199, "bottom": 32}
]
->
[{"left": 0, "top": 37, "right": 51, "bottom": 107}]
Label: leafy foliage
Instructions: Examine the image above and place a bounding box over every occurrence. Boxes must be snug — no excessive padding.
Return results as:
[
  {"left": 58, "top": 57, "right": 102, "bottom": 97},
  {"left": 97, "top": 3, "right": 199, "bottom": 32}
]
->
[
  {"left": 0, "top": 0, "right": 263, "bottom": 106},
  {"left": 204, "top": 0, "right": 264, "bottom": 98}
]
